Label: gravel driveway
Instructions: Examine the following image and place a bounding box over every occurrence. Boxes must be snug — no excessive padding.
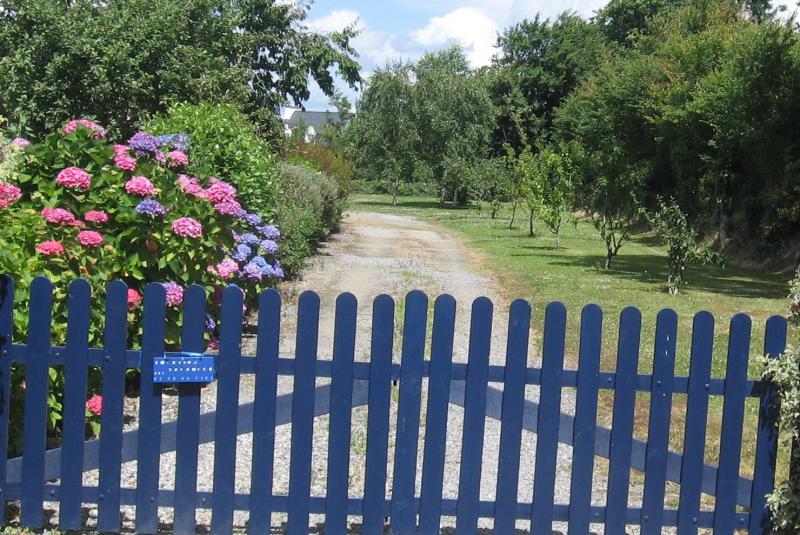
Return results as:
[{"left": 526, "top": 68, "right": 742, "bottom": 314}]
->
[{"left": 62, "top": 211, "right": 612, "bottom": 533}]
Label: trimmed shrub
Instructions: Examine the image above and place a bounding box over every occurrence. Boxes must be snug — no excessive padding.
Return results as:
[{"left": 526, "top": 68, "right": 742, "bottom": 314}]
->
[
  {"left": 284, "top": 142, "right": 353, "bottom": 196},
  {"left": 275, "top": 162, "right": 345, "bottom": 273}
]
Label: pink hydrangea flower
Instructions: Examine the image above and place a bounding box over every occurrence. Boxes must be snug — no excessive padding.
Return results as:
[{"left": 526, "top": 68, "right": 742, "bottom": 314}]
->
[
  {"left": 84, "top": 210, "right": 109, "bottom": 224},
  {"left": 0, "top": 183, "right": 22, "bottom": 208},
  {"left": 41, "top": 207, "right": 76, "bottom": 225},
  {"left": 11, "top": 138, "right": 30, "bottom": 149},
  {"left": 163, "top": 282, "right": 184, "bottom": 307},
  {"left": 125, "top": 176, "right": 157, "bottom": 196},
  {"left": 206, "top": 337, "right": 219, "bottom": 351},
  {"left": 36, "top": 240, "right": 65, "bottom": 256},
  {"left": 86, "top": 395, "right": 103, "bottom": 416},
  {"left": 63, "top": 119, "right": 105, "bottom": 139},
  {"left": 114, "top": 154, "right": 137, "bottom": 171},
  {"left": 155, "top": 151, "right": 166, "bottom": 164},
  {"left": 214, "top": 258, "right": 239, "bottom": 279},
  {"left": 167, "top": 150, "right": 189, "bottom": 168},
  {"left": 127, "top": 289, "right": 142, "bottom": 310},
  {"left": 205, "top": 178, "right": 237, "bottom": 203},
  {"left": 71, "top": 220, "right": 86, "bottom": 228},
  {"left": 56, "top": 167, "right": 91, "bottom": 190},
  {"left": 178, "top": 175, "right": 207, "bottom": 199},
  {"left": 172, "top": 217, "right": 202, "bottom": 238},
  {"left": 214, "top": 200, "right": 242, "bottom": 216},
  {"left": 113, "top": 144, "right": 130, "bottom": 156},
  {"left": 77, "top": 230, "right": 103, "bottom": 248}
]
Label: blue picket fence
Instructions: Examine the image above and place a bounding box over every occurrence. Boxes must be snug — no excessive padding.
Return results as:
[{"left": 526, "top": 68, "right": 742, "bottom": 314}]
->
[{"left": 0, "top": 275, "right": 789, "bottom": 534}]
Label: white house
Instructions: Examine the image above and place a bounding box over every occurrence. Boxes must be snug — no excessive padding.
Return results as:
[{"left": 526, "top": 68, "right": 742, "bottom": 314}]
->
[{"left": 280, "top": 106, "right": 350, "bottom": 143}]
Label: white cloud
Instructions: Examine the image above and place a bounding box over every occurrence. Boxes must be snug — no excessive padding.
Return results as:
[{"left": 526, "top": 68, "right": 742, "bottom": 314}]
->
[
  {"left": 509, "top": 0, "right": 613, "bottom": 21},
  {"left": 411, "top": 7, "right": 499, "bottom": 67},
  {"left": 306, "top": 9, "right": 362, "bottom": 33}
]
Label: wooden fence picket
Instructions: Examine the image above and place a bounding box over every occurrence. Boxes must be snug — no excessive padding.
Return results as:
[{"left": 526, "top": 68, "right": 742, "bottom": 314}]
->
[
  {"left": 135, "top": 283, "right": 167, "bottom": 534},
  {"left": 568, "top": 304, "right": 603, "bottom": 534},
  {"left": 391, "top": 291, "right": 428, "bottom": 533},
  {"left": 641, "top": 309, "right": 678, "bottom": 534},
  {"left": 676, "top": 311, "right": 715, "bottom": 533},
  {"left": 210, "top": 286, "right": 245, "bottom": 534},
  {"left": 20, "top": 276, "right": 53, "bottom": 528},
  {"left": 604, "top": 307, "right": 641, "bottom": 533},
  {"left": 173, "top": 285, "right": 206, "bottom": 535},
  {"left": 493, "top": 299, "right": 531, "bottom": 533},
  {"left": 418, "top": 294, "right": 456, "bottom": 532},
  {"left": 286, "top": 291, "right": 320, "bottom": 535},
  {"left": 325, "top": 292, "right": 358, "bottom": 535},
  {"left": 247, "top": 289, "right": 281, "bottom": 535},
  {"left": 0, "top": 275, "right": 13, "bottom": 526},
  {"left": 530, "top": 301, "right": 567, "bottom": 535},
  {"left": 362, "top": 294, "right": 394, "bottom": 533},
  {"left": 58, "top": 279, "right": 92, "bottom": 530}
]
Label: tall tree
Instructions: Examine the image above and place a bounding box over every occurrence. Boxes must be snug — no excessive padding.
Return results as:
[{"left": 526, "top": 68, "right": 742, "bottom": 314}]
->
[
  {"left": 491, "top": 13, "right": 606, "bottom": 154},
  {"left": 0, "top": 0, "right": 361, "bottom": 138}
]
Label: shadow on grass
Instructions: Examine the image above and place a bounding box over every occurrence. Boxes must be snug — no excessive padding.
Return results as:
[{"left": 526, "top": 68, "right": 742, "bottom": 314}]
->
[
  {"left": 548, "top": 253, "right": 788, "bottom": 299},
  {"left": 353, "top": 198, "right": 473, "bottom": 211}
]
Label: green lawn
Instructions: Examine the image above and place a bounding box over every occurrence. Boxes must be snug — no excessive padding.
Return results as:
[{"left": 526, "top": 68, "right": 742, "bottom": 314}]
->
[{"left": 350, "top": 193, "right": 793, "bottom": 477}]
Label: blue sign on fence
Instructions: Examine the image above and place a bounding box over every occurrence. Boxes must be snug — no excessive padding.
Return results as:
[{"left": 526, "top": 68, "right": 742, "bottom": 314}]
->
[{"left": 152, "top": 353, "right": 216, "bottom": 383}]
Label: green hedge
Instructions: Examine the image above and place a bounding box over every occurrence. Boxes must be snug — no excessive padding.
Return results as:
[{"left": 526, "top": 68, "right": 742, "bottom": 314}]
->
[{"left": 275, "top": 162, "right": 345, "bottom": 273}]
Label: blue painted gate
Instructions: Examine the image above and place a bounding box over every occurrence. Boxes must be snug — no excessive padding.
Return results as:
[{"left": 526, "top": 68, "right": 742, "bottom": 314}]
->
[{"left": 0, "top": 275, "right": 789, "bottom": 533}]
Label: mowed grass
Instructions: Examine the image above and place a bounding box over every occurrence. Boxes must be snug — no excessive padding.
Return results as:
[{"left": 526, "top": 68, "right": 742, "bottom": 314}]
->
[{"left": 350, "top": 193, "right": 793, "bottom": 481}]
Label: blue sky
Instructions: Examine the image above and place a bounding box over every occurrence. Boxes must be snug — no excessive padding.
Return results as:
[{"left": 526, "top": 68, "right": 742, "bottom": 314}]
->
[{"left": 301, "top": 0, "right": 798, "bottom": 110}]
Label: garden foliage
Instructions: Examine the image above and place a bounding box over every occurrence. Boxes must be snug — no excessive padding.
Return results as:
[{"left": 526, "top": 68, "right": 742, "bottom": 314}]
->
[
  {"left": 0, "top": 120, "right": 285, "bottom": 450},
  {"left": 765, "top": 270, "right": 800, "bottom": 532}
]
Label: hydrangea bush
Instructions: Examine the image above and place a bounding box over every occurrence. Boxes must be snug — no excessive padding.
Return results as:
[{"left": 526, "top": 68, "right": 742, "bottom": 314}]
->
[
  {"left": 0, "top": 120, "right": 284, "bottom": 448},
  {"left": 765, "top": 268, "right": 800, "bottom": 532}
]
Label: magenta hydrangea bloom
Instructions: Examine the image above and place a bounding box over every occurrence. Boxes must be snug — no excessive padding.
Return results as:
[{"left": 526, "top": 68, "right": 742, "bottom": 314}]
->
[
  {"left": 84, "top": 210, "right": 109, "bottom": 224},
  {"left": 178, "top": 175, "right": 207, "bottom": 199},
  {"left": 63, "top": 119, "right": 105, "bottom": 139},
  {"left": 86, "top": 395, "right": 103, "bottom": 416},
  {"left": 77, "top": 230, "right": 103, "bottom": 248},
  {"left": 36, "top": 240, "right": 65, "bottom": 256},
  {"left": 214, "top": 258, "right": 239, "bottom": 279},
  {"left": 163, "top": 282, "right": 184, "bottom": 307},
  {"left": 114, "top": 154, "right": 137, "bottom": 171},
  {"left": 125, "top": 176, "right": 157, "bottom": 196},
  {"left": 56, "top": 167, "right": 91, "bottom": 190},
  {"left": 0, "top": 183, "right": 22, "bottom": 208},
  {"left": 167, "top": 150, "right": 189, "bottom": 168},
  {"left": 172, "top": 217, "right": 202, "bottom": 238},
  {"left": 41, "top": 207, "right": 76, "bottom": 225},
  {"left": 205, "top": 178, "right": 237, "bottom": 203},
  {"left": 214, "top": 200, "right": 242, "bottom": 216},
  {"left": 11, "top": 138, "right": 30, "bottom": 149},
  {"left": 114, "top": 144, "right": 131, "bottom": 156}
]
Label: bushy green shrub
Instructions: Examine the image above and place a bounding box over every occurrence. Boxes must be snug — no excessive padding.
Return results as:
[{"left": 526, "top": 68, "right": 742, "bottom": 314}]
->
[
  {"left": 0, "top": 120, "right": 284, "bottom": 451},
  {"left": 145, "top": 103, "right": 281, "bottom": 218},
  {"left": 765, "top": 269, "right": 800, "bottom": 533},
  {"left": 275, "top": 162, "right": 344, "bottom": 273}
]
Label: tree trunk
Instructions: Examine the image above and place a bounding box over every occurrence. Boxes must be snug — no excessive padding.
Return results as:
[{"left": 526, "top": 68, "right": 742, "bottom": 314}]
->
[
  {"left": 453, "top": 187, "right": 459, "bottom": 206},
  {"left": 509, "top": 201, "right": 517, "bottom": 229},
  {"left": 719, "top": 203, "right": 730, "bottom": 246},
  {"left": 555, "top": 229, "right": 560, "bottom": 249},
  {"left": 391, "top": 178, "right": 399, "bottom": 206},
  {"left": 529, "top": 213, "right": 534, "bottom": 237},
  {"left": 604, "top": 249, "right": 613, "bottom": 270}
]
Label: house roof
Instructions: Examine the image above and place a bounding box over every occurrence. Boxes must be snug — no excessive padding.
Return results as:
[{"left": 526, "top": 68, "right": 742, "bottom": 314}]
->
[{"left": 282, "top": 108, "right": 349, "bottom": 128}]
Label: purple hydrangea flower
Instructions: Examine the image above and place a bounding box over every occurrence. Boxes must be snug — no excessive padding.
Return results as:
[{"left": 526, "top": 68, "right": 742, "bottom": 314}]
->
[
  {"left": 260, "top": 239, "right": 278, "bottom": 255},
  {"left": 241, "top": 261, "right": 263, "bottom": 281},
  {"left": 244, "top": 213, "right": 262, "bottom": 226},
  {"left": 232, "top": 243, "right": 252, "bottom": 262},
  {"left": 205, "top": 314, "right": 216, "bottom": 332},
  {"left": 170, "top": 133, "right": 190, "bottom": 152},
  {"left": 257, "top": 225, "right": 280, "bottom": 240},
  {"left": 274, "top": 262, "right": 284, "bottom": 279},
  {"left": 129, "top": 132, "right": 159, "bottom": 154},
  {"left": 241, "top": 233, "right": 260, "bottom": 245},
  {"left": 135, "top": 199, "right": 166, "bottom": 217},
  {"left": 234, "top": 208, "right": 247, "bottom": 219},
  {"left": 251, "top": 255, "right": 269, "bottom": 272}
]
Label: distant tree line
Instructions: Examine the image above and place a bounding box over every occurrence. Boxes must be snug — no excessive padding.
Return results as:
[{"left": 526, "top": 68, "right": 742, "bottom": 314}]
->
[{"left": 345, "top": 0, "right": 800, "bottom": 269}]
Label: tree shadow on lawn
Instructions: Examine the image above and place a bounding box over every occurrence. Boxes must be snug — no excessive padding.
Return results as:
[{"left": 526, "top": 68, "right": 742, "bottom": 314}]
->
[
  {"left": 546, "top": 253, "right": 789, "bottom": 300},
  {"left": 353, "top": 197, "right": 472, "bottom": 211}
]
